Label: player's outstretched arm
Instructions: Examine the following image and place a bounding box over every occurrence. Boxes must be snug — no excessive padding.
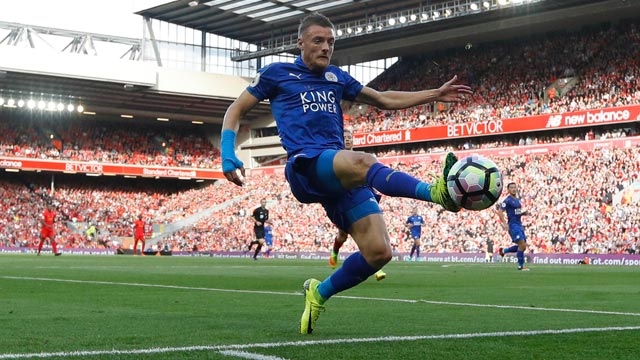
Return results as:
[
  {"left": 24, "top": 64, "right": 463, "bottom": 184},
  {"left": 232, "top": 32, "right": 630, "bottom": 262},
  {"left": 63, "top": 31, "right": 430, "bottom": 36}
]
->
[
  {"left": 221, "top": 91, "right": 260, "bottom": 186},
  {"left": 354, "top": 75, "right": 472, "bottom": 110}
]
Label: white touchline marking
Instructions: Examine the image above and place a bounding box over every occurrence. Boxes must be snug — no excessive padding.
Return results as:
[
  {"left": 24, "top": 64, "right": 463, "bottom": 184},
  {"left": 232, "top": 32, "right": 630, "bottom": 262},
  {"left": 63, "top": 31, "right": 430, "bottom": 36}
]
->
[
  {"left": 1, "top": 326, "right": 639, "bottom": 359},
  {"left": 418, "top": 300, "right": 640, "bottom": 317},
  {"left": 0, "top": 276, "right": 297, "bottom": 296},
  {"left": 219, "top": 350, "right": 289, "bottom": 359},
  {"left": 3, "top": 276, "right": 640, "bottom": 317},
  {"left": 342, "top": 295, "right": 640, "bottom": 316}
]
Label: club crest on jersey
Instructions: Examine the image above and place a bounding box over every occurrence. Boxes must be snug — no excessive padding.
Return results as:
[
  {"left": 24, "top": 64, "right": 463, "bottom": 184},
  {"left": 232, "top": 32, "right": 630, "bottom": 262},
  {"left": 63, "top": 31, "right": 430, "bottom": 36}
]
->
[
  {"left": 250, "top": 73, "right": 261, "bottom": 87},
  {"left": 324, "top": 72, "right": 338, "bottom": 82}
]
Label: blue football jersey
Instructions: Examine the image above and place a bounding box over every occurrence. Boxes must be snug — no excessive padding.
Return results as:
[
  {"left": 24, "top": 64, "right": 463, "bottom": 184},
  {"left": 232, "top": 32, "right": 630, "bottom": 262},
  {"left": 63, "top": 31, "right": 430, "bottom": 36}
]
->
[
  {"left": 264, "top": 225, "right": 273, "bottom": 246},
  {"left": 500, "top": 196, "right": 523, "bottom": 227},
  {"left": 246, "top": 56, "right": 363, "bottom": 157},
  {"left": 406, "top": 215, "right": 425, "bottom": 238}
]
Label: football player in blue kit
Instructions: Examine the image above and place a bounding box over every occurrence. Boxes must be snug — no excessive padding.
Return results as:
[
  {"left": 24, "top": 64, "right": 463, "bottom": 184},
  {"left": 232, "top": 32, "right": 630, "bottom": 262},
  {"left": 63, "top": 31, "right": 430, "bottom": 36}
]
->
[
  {"left": 263, "top": 219, "right": 273, "bottom": 258},
  {"left": 221, "top": 12, "right": 472, "bottom": 334},
  {"left": 406, "top": 208, "right": 426, "bottom": 261},
  {"left": 496, "top": 182, "right": 530, "bottom": 271}
]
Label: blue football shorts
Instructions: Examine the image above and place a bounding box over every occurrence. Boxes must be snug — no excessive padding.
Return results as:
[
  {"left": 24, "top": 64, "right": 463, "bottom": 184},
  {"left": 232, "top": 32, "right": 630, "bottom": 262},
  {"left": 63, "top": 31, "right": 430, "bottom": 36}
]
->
[
  {"left": 285, "top": 149, "right": 381, "bottom": 231},
  {"left": 508, "top": 224, "right": 527, "bottom": 243}
]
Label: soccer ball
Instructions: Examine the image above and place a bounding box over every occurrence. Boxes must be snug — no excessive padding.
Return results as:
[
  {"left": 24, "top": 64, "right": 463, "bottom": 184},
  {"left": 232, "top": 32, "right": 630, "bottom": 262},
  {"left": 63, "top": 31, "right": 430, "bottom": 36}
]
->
[{"left": 446, "top": 154, "right": 503, "bottom": 211}]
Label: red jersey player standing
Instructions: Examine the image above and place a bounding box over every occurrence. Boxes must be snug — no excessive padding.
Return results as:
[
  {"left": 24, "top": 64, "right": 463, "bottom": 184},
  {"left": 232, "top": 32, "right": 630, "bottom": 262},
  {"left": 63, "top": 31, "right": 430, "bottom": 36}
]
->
[
  {"left": 37, "top": 204, "right": 61, "bottom": 256},
  {"left": 133, "top": 215, "right": 146, "bottom": 256}
]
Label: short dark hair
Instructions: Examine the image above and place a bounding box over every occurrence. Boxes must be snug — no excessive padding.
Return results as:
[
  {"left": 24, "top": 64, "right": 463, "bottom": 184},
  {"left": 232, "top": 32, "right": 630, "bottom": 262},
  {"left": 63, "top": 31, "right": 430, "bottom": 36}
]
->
[
  {"left": 507, "top": 182, "right": 517, "bottom": 188},
  {"left": 298, "top": 12, "right": 335, "bottom": 37}
]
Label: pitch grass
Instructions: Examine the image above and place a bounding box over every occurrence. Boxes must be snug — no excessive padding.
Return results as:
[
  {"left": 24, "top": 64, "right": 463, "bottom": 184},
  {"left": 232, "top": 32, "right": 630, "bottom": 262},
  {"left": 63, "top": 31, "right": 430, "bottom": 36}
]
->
[{"left": 1, "top": 255, "right": 639, "bottom": 360}]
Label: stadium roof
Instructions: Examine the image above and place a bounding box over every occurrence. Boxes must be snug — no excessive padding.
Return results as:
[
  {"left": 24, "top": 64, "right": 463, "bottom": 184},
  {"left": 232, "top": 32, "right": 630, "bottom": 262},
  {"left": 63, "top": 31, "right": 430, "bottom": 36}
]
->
[
  {"left": 135, "top": 0, "right": 639, "bottom": 65},
  {"left": 2, "top": 0, "right": 639, "bottom": 126},
  {"left": 0, "top": 70, "right": 273, "bottom": 124},
  {"left": 136, "top": 0, "right": 440, "bottom": 45}
]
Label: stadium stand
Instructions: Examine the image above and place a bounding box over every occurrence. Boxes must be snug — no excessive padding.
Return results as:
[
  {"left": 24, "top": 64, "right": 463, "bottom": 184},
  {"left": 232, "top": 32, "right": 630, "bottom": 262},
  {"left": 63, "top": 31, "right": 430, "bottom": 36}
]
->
[
  {"left": 1, "top": 10, "right": 639, "bottom": 257},
  {"left": 347, "top": 21, "right": 640, "bottom": 133},
  {"left": 2, "top": 129, "right": 638, "bottom": 256},
  {"left": 0, "top": 116, "right": 221, "bottom": 168}
]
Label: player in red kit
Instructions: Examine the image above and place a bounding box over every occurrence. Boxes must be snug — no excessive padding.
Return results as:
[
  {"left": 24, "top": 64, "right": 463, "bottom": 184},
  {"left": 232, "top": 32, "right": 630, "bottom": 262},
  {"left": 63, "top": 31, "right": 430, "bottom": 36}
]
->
[
  {"left": 133, "top": 215, "right": 146, "bottom": 256},
  {"left": 37, "top": 204, "right": 61, "bottom": 256}
]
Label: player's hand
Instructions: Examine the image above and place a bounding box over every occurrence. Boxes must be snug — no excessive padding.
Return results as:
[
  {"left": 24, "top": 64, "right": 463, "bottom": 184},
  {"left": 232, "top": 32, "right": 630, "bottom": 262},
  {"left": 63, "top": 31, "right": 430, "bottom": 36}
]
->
[
  {"left": 437, "top": 75, "right": 473, "bottom": 102},
  {"left": 222, "top": 154, "right": 245, "bottom": 186}
]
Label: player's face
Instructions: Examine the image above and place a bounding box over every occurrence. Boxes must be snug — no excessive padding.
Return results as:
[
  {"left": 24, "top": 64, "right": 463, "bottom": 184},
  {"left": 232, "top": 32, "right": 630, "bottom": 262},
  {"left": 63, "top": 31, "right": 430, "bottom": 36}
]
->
[
  {"left": 343, "top": 130, "right": 353, "bottom": 150},
  {"left": 260, "top": 200, "right": 267, "bottom": 208},
  {"left": 298, "top": 25, "right": 335, "bottom": 72},
  {"left": 507, "top": 184, "right": 518, "bottom": 196}
]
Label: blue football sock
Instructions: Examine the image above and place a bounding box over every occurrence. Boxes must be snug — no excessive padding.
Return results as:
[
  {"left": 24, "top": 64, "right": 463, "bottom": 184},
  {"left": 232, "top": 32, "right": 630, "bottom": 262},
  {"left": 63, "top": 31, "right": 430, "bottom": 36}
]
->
[
  {"left": 410, "top": 245, "right": 416, "bottom": 257},
  {"left": 517, "top": 250, "right": 524, "bottom": 268},
  {"left": 416, "top": 247, "right": 420, "bottom": 258},
  {"left": 366, "top": 163, "right": 433, "bottom": 202},
  {"left": 505, "top": 245, "right": 519, "bottom": 254},
  {"left": 317, "top": 252, "right": 377, "bottom": 301}
]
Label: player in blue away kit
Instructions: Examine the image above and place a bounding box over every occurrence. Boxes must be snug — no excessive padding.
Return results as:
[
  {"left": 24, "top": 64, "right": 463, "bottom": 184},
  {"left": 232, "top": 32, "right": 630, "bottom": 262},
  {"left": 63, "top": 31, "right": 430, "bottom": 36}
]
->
[
  {"left": 263, "top": 220, "right": 273, "bottom": 258},
  {"left": 221, "top": 13, "right": 472, "bottom": 334},
  {"left": 406, "top": 208, "right": 425, "bottom": 261},
  {"left": 496, "top": 182, "right": 530, "bottom": 271}
]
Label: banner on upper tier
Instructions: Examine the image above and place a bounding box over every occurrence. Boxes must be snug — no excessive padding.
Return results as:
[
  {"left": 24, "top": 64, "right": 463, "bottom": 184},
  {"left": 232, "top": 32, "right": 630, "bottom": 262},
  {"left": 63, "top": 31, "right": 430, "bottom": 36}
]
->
[
  {"left": 250, "top": 136, "right": 640, "bottom": 176},
  {"left": 0, "top": 157, "right": 225, "bottom": 180},
  {"left": 351, "top": 104, "right": 640, "bottom": 147},
  {"left": 1, "top": 105, "right": 638, "bottom": 179}
]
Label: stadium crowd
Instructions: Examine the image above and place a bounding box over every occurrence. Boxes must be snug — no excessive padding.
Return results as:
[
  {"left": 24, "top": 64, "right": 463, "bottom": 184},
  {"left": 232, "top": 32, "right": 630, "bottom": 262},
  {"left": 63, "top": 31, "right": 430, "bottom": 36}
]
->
[
  {"left": 0, "top": 174, "right": 245, "bottom": 250},
  {"left": 0, "top": 116, "right": 221, "bottom": 168},
  {"left": 347, "top": 21, "right": 640, "bottom": 133},
  {"left": 0, "top": 22, "right": 637, "bottom": 170},
  {"left": 161, "top": 144, "right": 640, "bottom": 256},
  {"left": 1, "top": 19, "right": 639, "bottom": 257},
  {"left": 4, "top": 126, "right": 636, "bottom": 257}
]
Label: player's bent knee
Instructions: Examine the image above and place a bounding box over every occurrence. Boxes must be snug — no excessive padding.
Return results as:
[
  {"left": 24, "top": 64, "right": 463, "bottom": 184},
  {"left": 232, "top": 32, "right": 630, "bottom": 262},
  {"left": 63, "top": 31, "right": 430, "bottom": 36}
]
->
[
  {"left": 336, "top": 151, "right": 378, "bottom": 182},
  {"left": 352, "top": 152, "right": 378, "bottom": 172},
  {"left": 372, "top": 248, "right": 393, "bottom": 267},
  {"left": 360, "top": 242, "right": 392, "bottom": 267},
  {"left": 379, "top": 247, "right": 393, "bottom": 263}
]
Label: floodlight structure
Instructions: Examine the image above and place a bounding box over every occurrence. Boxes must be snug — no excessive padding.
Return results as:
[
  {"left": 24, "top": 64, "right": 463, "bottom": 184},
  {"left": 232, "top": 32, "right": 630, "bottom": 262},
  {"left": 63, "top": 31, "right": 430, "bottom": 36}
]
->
[
  {"left": 230, "top": 0, "right": 545, "bottom": 62},
  {"left": 0, "top": 90, "right": 85, "bottom": 114}
]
